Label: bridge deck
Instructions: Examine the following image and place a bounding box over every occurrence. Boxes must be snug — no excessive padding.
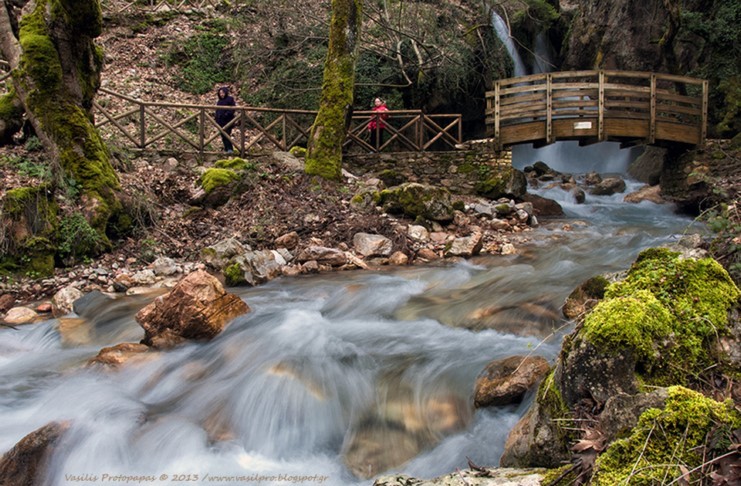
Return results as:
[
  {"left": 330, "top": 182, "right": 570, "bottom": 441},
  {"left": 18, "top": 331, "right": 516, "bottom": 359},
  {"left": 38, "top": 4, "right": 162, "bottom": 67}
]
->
[{"left": 486, "top": 70, "right": 707, "bottom": 150}]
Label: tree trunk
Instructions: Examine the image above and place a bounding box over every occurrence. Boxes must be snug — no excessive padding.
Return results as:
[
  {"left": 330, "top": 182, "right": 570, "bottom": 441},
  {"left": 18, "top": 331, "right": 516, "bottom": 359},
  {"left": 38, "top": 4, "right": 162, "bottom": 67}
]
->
[
  {"left": 305, "top": 0, "right": 362, "bottom": 181},
  {"left": 0, "top": 0, "right": 120, "bottom": 235}
]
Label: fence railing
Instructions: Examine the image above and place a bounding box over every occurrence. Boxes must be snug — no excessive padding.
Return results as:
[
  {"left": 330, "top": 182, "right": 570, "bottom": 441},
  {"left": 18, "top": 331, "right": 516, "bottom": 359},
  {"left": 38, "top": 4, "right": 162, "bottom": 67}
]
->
[
  {"left": 100, "top": 0, "right": 228, "bottom": 15},
  {"left": 486, "top": 70, "right": 708, "bottom": 149},
  {"left": 0, "top": 60, "right": 10, "bottom": 91},
  {"left": 92, "top": 88, "right": 463, "bottom": 156}
]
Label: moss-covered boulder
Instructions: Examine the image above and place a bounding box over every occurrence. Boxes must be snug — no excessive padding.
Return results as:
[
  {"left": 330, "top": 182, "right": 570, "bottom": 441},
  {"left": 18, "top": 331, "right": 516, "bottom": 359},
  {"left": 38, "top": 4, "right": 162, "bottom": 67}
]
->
[
  {"left": 214, "top": 157, "right": 255, "bottom": 172},
  {"left": 375, "top": 183, "right": 454, "bottom": 222},
  {"left": 475, "top": 166, "right": 527, "bottom": 200},
  {"left": 502, "top": 247, "right": 741, "bottom": 469},
  {"left": 197, "top": 168, "right": 241, "bottom": 207},
  {"left": 0, "top": 90, "right": 25, "bottom": 145},
  {"left": 0, "top": 186, "right": 57, "bottom": 277},
  {"left": 592, "top": 386, "right": 741, "bottom": 485}
]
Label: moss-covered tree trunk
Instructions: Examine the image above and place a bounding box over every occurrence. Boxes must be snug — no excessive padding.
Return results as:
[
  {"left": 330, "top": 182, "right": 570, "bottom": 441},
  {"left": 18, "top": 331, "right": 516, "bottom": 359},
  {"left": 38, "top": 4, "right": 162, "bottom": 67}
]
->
[
  {"left": 0, "top": 0, "right": 120, "bottom": 235},
  {"left": 305, "top": 0, "right": 362, "bottom": 181}
]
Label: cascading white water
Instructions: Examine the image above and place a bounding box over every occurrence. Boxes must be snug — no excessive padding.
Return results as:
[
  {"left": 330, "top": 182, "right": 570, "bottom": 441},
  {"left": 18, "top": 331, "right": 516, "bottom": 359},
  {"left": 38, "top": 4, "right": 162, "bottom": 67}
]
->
[{"left": 491, "top": 12, "right": 527, "bottom": 77}]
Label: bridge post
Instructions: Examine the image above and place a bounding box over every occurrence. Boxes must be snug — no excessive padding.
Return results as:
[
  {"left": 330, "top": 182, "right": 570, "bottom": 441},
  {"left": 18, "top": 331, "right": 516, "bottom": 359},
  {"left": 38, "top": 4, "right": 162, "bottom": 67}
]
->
[
  {"left": 598, "top": 71, "right": 605, "bottom": 141},
  {"left": 649, "top": 74, "right": 656, "bottom": 144},
  {"left": 139, "top": 104, "right": 146, "bottom": 150},
  {"left": 546, "top": 74, "right": 553, "bottom": 144},
  {"left": 494, "top": 81, "right": 501, "bottom": 151}
]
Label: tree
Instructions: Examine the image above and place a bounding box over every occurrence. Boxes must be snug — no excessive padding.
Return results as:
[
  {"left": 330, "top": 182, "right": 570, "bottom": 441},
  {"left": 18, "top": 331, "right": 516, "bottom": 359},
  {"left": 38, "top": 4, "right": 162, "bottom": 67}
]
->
[
  {"left": 0, "top": 0, "right": 121, "bottom": 237},
  {"left": 305, "top": 0, "right": 363, "bottom": 181}
]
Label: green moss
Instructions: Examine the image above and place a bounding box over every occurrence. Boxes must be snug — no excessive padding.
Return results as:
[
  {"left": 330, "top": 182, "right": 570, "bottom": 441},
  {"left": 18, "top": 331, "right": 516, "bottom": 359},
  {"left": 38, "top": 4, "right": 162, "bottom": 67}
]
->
[
  {"left": 457, "top": 162, "right": 477, "bottom": 175},
  {"left": 289, "top": 146, "right": 307, "bottom": 158},
  {"left": 377, "top": 169, "right": 404, "bottom": 187},
  {"left": 199, "top": 168, "right": 240, "bottom": 194},
  {"left": 593, "top": 386, "right": 741, "bottom": 485},
  {"left": 582, "top": 248, "right": 741, "bottom": 386},
  {"left": 214, "top": 157, "right": 255, "bottom": 171},
  {"left": 452, "top": 200, "right": 465, "bottom": 211},
  {"left": 224, "top": 262, "right": 246, "bottom": 286},
  {"left": 536, "top": 369, "right": 574, "bottom": 443},
  {"left": 583, "top": 290, "right": 674, "bottom": 375}
]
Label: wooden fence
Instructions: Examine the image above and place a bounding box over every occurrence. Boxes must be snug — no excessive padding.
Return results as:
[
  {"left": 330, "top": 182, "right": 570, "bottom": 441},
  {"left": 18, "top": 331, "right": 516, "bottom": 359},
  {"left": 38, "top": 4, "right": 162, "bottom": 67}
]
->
[
  {"left": 100, "top": 0, "right": 227, "bottom": 15},
  {"left": 0, "top": 60, "right": 10, "bottom": 89},
  {"left": 486, "top": 70, "right": 708, "bottom": 149},
  {"left": 92, "top": 88, "right": 462, "bottom": 156}
]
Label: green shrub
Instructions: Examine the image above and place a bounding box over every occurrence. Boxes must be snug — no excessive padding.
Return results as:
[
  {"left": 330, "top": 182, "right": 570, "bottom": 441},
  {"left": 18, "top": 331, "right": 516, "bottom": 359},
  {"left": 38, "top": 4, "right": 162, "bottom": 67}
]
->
[
  {"left": 165, "top": 32, "right": 233, "bottom": 94},
  {"left": 57, "top": 212, "right": 105, "bottom": 262}
]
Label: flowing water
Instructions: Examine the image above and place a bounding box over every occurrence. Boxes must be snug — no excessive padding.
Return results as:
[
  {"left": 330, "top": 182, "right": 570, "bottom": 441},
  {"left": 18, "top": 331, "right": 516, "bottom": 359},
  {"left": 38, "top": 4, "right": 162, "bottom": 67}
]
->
[{"left": 0, "top": 149, "right": 704, "bottom": 486}]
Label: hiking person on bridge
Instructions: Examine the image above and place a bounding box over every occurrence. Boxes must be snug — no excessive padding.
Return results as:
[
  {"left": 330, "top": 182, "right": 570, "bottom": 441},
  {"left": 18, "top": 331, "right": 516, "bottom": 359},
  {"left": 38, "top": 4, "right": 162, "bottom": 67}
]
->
[
  {"left": 215, "top": 86, "right": 236, "bottom": 153},
  {"left": 368, "top": 97, "right": 389, "bottom": 150}
]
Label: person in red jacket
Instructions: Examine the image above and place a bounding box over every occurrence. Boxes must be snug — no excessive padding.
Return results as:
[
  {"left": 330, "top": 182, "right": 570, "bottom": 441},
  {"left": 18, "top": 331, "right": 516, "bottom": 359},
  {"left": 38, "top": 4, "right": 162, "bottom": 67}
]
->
[{"left": 368, "top": 97, "right": 389, "bottom": 150}]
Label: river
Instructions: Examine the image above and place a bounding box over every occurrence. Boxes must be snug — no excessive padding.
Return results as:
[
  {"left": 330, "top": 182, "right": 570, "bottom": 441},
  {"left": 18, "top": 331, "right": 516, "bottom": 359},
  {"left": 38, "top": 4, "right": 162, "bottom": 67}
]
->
[{"left": 0, "top": 147, "right": 703, "bottom": 485}]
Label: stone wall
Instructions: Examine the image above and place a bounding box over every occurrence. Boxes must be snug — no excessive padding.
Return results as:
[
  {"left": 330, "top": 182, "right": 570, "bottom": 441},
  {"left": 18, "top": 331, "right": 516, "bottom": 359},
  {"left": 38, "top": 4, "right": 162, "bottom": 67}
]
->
[{"left": 344, "top": 149, "right": 513, "bottom": 195}]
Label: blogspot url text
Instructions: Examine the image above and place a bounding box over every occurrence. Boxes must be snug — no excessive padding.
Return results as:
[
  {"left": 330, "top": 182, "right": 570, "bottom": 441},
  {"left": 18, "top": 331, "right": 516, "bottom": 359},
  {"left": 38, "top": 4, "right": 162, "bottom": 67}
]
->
[{"left": 64, "top": 473, "right": 331, "bottom": 484}]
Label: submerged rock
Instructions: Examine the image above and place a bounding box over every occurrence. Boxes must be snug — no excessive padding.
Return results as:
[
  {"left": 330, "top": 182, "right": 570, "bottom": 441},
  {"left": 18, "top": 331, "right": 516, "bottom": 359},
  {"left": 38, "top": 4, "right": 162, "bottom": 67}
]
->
[
  {"left": 474, "top": 355, "right": 550, "bottom": 408},
  {"left": 0, "top": 422, "right": 69, "bottom": 486}
]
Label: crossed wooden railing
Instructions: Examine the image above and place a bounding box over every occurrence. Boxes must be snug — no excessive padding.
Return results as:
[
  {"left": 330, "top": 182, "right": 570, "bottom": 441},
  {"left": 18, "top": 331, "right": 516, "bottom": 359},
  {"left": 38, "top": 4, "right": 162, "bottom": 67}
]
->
[
  {"left": 486, "top": 70, "right": 708, "bottom": 150},
  {"left": 0, "top": 60, "right": 10, "bottom": 88},
  {"left": 92, "top": 88, "right": 462, "bottom": 156},
  {"left": 100, "top": 0, "right": 227, "bottom": 15}
]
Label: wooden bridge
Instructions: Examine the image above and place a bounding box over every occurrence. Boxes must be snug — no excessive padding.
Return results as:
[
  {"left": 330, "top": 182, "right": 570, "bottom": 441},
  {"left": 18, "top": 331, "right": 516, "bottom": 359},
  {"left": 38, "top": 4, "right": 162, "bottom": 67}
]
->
[
  {"left": 486, "top": 70, "right": 708, "bottom": 150},
  {"left": 92, "top": 88, "right": 462, "bottom": 156}
]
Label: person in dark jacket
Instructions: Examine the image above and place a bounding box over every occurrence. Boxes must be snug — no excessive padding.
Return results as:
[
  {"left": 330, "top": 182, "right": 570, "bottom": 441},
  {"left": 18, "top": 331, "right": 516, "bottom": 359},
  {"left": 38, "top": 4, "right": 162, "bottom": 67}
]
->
[{"left": 215, "top": 87, "right": 236, "bottom": 153}]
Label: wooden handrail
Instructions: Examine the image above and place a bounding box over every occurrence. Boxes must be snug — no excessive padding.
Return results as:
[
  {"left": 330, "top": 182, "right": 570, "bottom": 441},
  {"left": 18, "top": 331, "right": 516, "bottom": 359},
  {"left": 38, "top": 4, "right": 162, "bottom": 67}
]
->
[
  {"left": 93, "top": 88, "right": 463, "bottom": 156},
  {"left": 486, "top": 70, "right": 707, "bottom": 149}
]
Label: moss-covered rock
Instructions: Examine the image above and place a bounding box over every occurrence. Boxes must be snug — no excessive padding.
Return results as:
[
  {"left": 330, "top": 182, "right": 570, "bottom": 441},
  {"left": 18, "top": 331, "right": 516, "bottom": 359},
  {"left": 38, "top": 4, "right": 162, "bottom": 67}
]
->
[
  {"left": 592, "top": 386, "right": 741, "bottom": 485},
  {"left": 475, "top": 166, "right": 527, "bottom": 200},
  {"left": 0, "top": 90, "right": 25, "bottom": 145},
  {"left": 375, "top": 182, "right": 454, "bottom": 222},
  {"left": 197, "top": 168, "right": 241, "bottom": 208},
  {"left": 288, "top": 146, "right": 307, "bottom": 158},
  {"left": 214, "top": 157, "right": 255, "bottom": 172}
]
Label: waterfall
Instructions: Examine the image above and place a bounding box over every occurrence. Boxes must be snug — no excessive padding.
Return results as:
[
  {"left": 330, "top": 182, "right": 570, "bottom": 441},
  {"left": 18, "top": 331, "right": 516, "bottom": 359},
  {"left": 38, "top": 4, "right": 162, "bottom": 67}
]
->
[
  {"left": 532, "top": 32, "right": 553, "bottom": 74},
  {"left": 491, "top": 12, "right": 527, "bottom": 77}
]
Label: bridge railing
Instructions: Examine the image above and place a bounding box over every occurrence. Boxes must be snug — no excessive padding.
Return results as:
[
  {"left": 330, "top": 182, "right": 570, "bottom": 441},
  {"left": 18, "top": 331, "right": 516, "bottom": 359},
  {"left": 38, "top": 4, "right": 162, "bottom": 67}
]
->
[
  {"left": 92, "top": 88, "right": 462, "bottom": 156},
  {"left": 486, "top": 70, "right": 708, "bottom": 149},
  {"left": 0, "top": 60, "right": 10, "bottom": 92}
]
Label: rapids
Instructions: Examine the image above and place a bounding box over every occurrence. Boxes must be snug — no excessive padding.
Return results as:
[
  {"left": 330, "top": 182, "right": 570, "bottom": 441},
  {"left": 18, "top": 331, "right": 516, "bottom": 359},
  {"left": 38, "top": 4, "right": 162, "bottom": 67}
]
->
[{"left": 0, "top": 149, "right": 703, "bottom": 485}]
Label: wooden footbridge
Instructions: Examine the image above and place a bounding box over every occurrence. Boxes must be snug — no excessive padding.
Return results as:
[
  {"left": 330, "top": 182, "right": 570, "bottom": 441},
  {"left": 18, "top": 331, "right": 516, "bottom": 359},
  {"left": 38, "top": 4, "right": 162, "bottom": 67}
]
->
[{"left": 486, "top": 70, "right": 707, "bottom": 150}]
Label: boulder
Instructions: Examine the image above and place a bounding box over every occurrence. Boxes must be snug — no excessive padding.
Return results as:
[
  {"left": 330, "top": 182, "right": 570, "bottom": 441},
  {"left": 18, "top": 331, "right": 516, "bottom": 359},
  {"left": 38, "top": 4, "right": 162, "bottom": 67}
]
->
[
  {"left": 628, "top": 146, "right": 666, "bottom": 185},
  {"left": 373, "top": 468, "right": 545, "bottom": 486},
  {"left": 444, "top": 232, "right": 483, "bottom": 257},
  {"left": 0, "top": 422, "right": 69, "bottom": 486},
  {"left": 87, "top": 343, "right": 153, "bottom": 368},
  {"left": 3, "top": 307, "right": 39, "bottom": 325},
  {"left": 388, "top": 251, "right": 409, "bottom": 266},
  {"left": 51, "top": 285, "right": 84, "bottom": 317},
  {"left": 562, "top": 275, "right": 610, "bottom": 320},
  {"left": 353, "top": 233, "right": 393, "bottom": 257},
  {"left": 589, "top": 177, "right": 626, "bottom": 196},
  {"left": 416, "top": 248, "right": 439, "bottom": 261},
  {"left": 200, "top": 238, "right": 247, "bottom": 269},
  {"left": 136, "top": 270, "right": 250, "bottom": 349},
  {"left": 623, "top": 184, "right": 665, "bottom": 204},
  {"left": 152, "top": 256, "right": 180, "bottom": 276},
  {"left": 376, "top": 183, "right": 454, "bottom": 222},
  {"left": 274, "top": 231, "right": 299, "bottom": 250},
  {"left": 296, "top": 246, "right": 348, "bottom": 266},
  {"left": 407, "top": 225, "right": 430, "bottom": 242},
  {"left": 225, "top": 250, "right": 282, "bottom": 286},
  {"left": 0, "top": 293, "right": 15, "bottom": 313},
  {"left": 520, "top": 193, "right": 564, "bottom": 217},
  {"left": 474, "top": 356, "right": 551, "bottom": 408}
]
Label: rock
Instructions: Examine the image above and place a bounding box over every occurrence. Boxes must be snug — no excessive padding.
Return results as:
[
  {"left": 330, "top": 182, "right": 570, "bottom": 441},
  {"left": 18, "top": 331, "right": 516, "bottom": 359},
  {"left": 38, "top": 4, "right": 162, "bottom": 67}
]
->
[
  {"left": 388, "top": 251, "right": 409, "bottom": 265},
  {"left": 501, "top": 243, "right": 517, "bottom": 255},
  {"left": 474, "top": 356, "right": 551, "bottom": 408},
  {"left": 57, "top": 318, "right": 92, "bottom": 346},
  {"left": 407, "top": 225, "right": 430, "bottom": 242},
  {"left": 583, "top": 171, "right": 602, "bottom": 185},
  {"left": 88, "top": 343, "right": 153, "bottom": 368},
  {"left": 130, "top": 269, "right": 157, "bottom": 286},
  {"left": 35, "top": 302, "right": 52, "bottom": 314},
  {"left": 296, "top": 246, "right": 348, "bottom": 266},
  {"left": 302, "top": 260, "right": 320, "bottom": 273},
  {"left": 531, "top": 161, "right": 551, "bottom": 176},
  {"left": 136, "top": 270, "right": 250, "bottom": 349},
  {"left": 444, "top": 232, "right": 483, "bottom": 257},
  {"left": 353, "top": 233, "right": 393, "bottom": 257},
  {"left": 562, "top": 275, "right": 609, "bottom": 320},
  {"left": 377, "top": 183, "right": 455, "bottom": 222},
  {"left": 274, "top": 231, "right": 299, "bottom": 250},
  {"left": 589, "top": 177, "right": 626, "bottom": 196},
  {"left": 152, "top": 256, "right": 179, "bottom": 276},
  {"left": 628, "top": 146, "right": 666, "bottom": 185},
  {"left": 520, "top": 193, "right": 564, "bottom": 217},
  {"left": 623, "top": 184, "right": 665, "bottom": 204},
  {"left": 72, "top": 290, "right": 114, "bottom": 318},
  {"left": 51, "top": 286, "right": 84, "bottom": 317},
  {"left": 281, "top": 265, "right": 302, "bottom": 277},
  {"left": 416, "top": 248, "right": 439, "bottom": 261},
  {"left": 0, "top": 293, "right": 16, "bottom": 313},
  {"left": 201, "top": 238, "right": 247, "bottom": 269},
  {"left": 571, "top": 186, "right": 586, "bottom": 204},
  {"left": 0, "top": 422, "right": 69, "bottom": 486},
  {"left": 372, "top": 468, "right": 545, "bottom": 486},
  {"left": 500, "top": 398, "right": 570, "bottom": 468},
  {"left": 599, "top": 389, "right": 668, "bottom": 443},
  {"left": 226, "top": 250, "right": 282, "bottom": 286},
  {"left": 3, "top": 307, "right": 39, "bottom": 325}
]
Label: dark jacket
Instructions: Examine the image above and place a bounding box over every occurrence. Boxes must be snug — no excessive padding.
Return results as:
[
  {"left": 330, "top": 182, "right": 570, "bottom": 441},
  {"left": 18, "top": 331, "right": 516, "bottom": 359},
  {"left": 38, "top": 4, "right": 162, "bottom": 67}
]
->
[{"left": 215, "top": 87, "right": 236, "bottom": 126}]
